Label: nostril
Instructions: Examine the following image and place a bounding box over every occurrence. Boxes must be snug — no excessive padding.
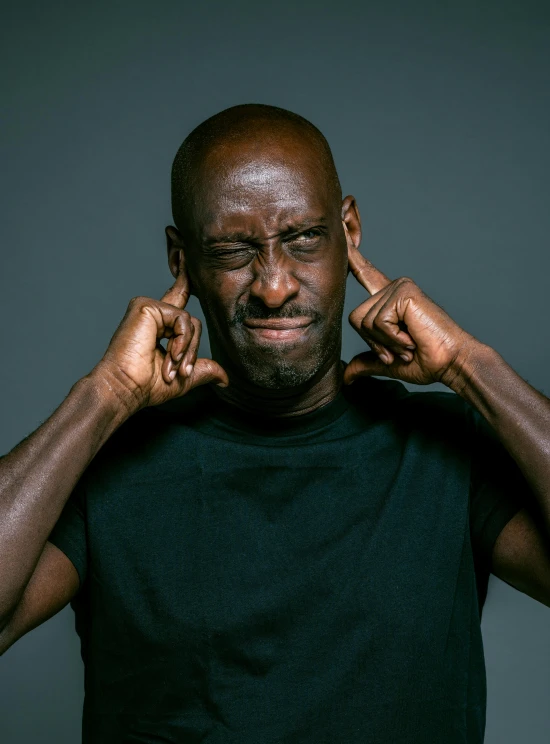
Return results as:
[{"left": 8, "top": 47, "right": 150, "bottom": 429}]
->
[{"left": 249, "top": 274, "right": 299, "bottom": 303}]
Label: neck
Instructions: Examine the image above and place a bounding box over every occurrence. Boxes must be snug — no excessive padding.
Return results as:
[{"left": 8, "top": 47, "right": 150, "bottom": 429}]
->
[{"left": 212, "top": 356, "right": 345, "bottom": 418}]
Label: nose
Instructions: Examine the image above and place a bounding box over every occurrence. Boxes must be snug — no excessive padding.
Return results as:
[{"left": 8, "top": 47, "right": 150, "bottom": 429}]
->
[{"left": 248, "top": 250, "right": 300, "bottom": 308}]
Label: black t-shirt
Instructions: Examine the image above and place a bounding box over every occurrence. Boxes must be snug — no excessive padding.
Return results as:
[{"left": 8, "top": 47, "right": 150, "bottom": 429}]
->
[{"left": 47, "top": 373, "right": 530, "bottom": 743}]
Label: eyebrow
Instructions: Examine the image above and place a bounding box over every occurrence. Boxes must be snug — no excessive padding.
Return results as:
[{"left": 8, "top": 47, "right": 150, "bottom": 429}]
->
[{"left": 202, "top": 217, "right": 328, "bottom": 247}]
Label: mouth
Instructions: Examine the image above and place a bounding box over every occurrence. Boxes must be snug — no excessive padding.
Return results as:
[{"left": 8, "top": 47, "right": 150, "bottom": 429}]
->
[{"left": 243, "top": 317, "right": 313, "bottom": 341}]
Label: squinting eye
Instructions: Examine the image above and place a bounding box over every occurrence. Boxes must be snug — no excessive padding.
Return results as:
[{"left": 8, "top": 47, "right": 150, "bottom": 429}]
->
[{"left": 297, "top": 229, "right": 321, "bottom": 240}]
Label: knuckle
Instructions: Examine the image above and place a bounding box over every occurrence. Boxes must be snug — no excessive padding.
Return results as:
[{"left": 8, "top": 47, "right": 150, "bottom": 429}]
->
[{"left": 129, "top": 295, "right": 148, "bottom": 309}]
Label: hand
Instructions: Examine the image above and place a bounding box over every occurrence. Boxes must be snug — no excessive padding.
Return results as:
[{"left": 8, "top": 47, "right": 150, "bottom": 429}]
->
[
  {"left": 89, "top": 252, "right": 228, "bottom": 415},
  {"left": 343, "top": 243, "right": 479, "bottom": 387}
]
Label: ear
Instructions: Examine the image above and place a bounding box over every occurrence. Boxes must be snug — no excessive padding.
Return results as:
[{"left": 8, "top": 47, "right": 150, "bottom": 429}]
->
[
  {"left": 341, "top": 196, "right": 362, "bottom": 274},
  {"left": 165, "top": 225, "right": 196, "bottom": 295}
]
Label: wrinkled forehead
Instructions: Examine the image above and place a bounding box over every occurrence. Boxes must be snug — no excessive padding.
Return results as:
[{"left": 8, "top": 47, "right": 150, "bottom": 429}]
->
[{"left": 191, "top": 141, "right": 336, "bottom": 237}]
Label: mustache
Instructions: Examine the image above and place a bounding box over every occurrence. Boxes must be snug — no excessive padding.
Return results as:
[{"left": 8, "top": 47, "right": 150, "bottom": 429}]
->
[{"left": 231, "top": 300, "right": 323, "bottom": 325}]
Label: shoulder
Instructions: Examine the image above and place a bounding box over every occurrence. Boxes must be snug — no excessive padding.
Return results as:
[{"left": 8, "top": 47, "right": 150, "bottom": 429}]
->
[
  {"left": 85, "top": 385, "right": 217, "bottom": 475},
  {"left": 119, "top": 384, "right": 215, "bottom": 434},
  {"left": 137, "top": 383, "right": 216, "bottom": 427},
  {"left": 345, "top": 376, "right": 473, "bottom": 443},
  {"left": 346, "top": 375, "right": 468, "bottom": 417}
]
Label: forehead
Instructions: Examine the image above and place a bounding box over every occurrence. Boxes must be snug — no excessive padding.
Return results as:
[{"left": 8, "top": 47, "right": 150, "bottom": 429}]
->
[{"left": 192, "top": 142, "right": 334, "bottom": 237}]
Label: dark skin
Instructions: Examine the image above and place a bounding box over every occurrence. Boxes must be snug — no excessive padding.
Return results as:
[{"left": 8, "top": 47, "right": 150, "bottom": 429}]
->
[
  {"left": 165, "top": 135, "right": 352, "bottom": 416},
  {"left": 161, "top": 131, "right": 550, "bottom": 611},
  {"left": 0, "top": 123, "right": 549, "bottom": 660}
]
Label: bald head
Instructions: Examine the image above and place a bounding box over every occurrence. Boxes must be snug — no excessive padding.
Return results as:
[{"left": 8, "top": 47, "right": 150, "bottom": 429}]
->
[
  {"left": 165, "top": 104, "right": 361, "bottom": 392},
  {"left": 171, "top": 104, "right": 342, "bottom": 239}
]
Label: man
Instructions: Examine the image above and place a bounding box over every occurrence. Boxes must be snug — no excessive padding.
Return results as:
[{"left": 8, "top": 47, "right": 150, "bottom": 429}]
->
[{"left": 0, "top": 104, "right": 548, "bottom": 743}]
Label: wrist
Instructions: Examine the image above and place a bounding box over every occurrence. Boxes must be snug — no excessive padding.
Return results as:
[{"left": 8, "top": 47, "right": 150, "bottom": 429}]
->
[
  {"left": 59, "top": 374, "right": 134, "bottom": 453},
  {"left": 78, "top": 363, "right": 142, "bottom": 423},
  {"left": 439, "top": 337, "right": 496, "bottom": 398}
]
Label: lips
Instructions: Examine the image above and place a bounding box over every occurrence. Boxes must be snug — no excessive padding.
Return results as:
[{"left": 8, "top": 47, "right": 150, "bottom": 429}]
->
[
  {"left": 244, "top": 317, "right": 312, "bottom": 330},
  {"left": 243, "top": 317, "right": 313, "bottom": 341}
]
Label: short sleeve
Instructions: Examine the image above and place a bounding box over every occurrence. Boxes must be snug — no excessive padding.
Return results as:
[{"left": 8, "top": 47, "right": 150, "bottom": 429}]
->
[
  {"left": 47, "top": 475, "right": 88, "bottom": 591},
  {"left": 468, "top": 404, "right": 533, "bottom": 572}
]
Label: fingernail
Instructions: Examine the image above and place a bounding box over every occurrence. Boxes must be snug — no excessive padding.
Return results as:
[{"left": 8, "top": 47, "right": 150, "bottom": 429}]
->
[
  {"left": 400, "top": 353, "right": 411, "bottom": 362},
  {"left": 168, "top": 368, "right": 176, "bottom": 380},
  {"left": 175, "top": 350, "right": 184, "bottom": 362},
  {"left": 185, "top": 364, "right": 193, "bottom": 376}
]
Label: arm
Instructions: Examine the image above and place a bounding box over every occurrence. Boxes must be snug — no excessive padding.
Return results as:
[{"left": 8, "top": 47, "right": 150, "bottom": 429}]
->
[
  {"left": 0, "top": 375, "right": 127, "bottom": 631},
  {"left": 445, "top": 343, "right": 550, "bottom": 539},
  {"left": 341, "top": 232, "right": 550, "bottom": 606},
  {"left": 443, "top": 343, "right": 550, "bottom": 606},
  {"left": 0, "top": 262, "right": 227, "bottom": 635}
]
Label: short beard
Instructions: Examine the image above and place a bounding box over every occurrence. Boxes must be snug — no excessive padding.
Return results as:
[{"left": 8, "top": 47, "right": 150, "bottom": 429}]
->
[
  {"left": 236, "top": 338, "right": 328, "bottom": 389},
  {"left": 231, "top": 314, "right": 341, "bottom": 389},
  {"left": 206, "top": 292, "right": 344, "bottom": 390},
  {"left": 246, "top": 358, "right": 313, "bottom": 389}
]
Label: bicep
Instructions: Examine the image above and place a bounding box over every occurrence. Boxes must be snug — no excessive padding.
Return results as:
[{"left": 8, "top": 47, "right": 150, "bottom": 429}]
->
[
  {"left": 0, "top": 541, "right": 81, "bottom": 655},
  {"left": 491, "top": 507, "right": 550, "bottom": 608}
]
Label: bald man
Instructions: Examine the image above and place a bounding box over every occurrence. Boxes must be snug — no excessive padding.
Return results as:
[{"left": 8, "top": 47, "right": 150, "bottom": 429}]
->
[{"left": 1, "top": 104, "right": 549, "bottom": 744}]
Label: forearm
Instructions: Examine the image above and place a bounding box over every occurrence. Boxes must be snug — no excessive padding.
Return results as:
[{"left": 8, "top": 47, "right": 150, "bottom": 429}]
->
[
  {"left": 0, "top": 374, "right": 129, "bottom": 626},
  {"left": 445, "top": 342, "right": 550, "bottom": 537}
]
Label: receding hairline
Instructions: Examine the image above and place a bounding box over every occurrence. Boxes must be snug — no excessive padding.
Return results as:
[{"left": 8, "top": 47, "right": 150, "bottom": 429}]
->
[{"left": 171, "top": 104, "right": 342, "bottom": 236}]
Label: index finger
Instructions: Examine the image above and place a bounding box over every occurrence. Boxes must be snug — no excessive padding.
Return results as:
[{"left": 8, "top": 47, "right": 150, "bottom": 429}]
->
[
  {"left": 160, "top": 254, "right": 191, "bottom": 309},
  {"left": 348, "top": 243, "right": 392, "bottom": 296}
]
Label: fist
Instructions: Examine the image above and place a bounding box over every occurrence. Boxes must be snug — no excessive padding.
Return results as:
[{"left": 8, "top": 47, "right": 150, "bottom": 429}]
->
[{"left": 89, "top": 253, "right": 228, "bottom": 415}]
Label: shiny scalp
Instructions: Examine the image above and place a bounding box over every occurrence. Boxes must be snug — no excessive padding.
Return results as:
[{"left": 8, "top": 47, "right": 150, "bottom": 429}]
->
[{"left": 170, "top": 103, "right": 342, "bottom": 239}]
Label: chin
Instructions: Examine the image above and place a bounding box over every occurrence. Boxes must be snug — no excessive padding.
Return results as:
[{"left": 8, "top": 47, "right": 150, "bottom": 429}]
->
[
  {"left": 243, "top": 361, "right": 316, "bottom": 389},
  {"left": 235, "top": 342, "right": 332, "bottom": 390},
  {"left": 217, "top": 320, "right": 341, "bottom": 390}
]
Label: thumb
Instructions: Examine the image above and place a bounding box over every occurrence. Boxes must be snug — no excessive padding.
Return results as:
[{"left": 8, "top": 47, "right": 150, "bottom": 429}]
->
[
  {"left": 189, "top": 358, "right": 230, "bottom": 390},
  {"left": 343, "top": 351, "right": 392, "bottom": 385}
]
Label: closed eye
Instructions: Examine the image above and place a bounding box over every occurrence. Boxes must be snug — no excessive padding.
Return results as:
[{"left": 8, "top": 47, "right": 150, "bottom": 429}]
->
[{"left": 208, "top": 245, "right": 253, "bottom": 258}]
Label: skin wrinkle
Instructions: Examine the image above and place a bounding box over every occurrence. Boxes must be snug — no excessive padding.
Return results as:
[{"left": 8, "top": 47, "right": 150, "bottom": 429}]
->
[{"left": 166, "top": 104, "right": 356, "bottom": 417}]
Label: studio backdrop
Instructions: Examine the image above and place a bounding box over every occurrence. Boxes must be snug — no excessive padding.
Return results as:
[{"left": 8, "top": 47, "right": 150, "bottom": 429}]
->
[{"left": 0, "top": 1, "right": 549, "bottom": 742}]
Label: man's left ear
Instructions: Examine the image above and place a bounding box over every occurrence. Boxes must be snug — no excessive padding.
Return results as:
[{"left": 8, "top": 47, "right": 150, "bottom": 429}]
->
[{"left": 165, "top": 225, "right": 196, "bottom": 295}]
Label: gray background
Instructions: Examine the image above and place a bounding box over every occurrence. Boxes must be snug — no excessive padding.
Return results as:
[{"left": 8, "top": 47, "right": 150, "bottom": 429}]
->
[{"left": 1, "top": 0, "right": 549, "bottom": 741}]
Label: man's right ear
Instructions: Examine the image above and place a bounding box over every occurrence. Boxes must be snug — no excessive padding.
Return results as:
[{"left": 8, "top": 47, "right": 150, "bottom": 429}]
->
[{"left": 165, "top": 225, "right": 196, "bottom": 295}]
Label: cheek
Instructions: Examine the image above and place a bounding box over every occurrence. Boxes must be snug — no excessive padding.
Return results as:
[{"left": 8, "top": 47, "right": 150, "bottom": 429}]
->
[
  {"left": 322, "top": 267, "right": 348, "bottom": 318},
  {"left": 301, "top": 256, "right": 347, "bottom": 305},
  {"left": 196, "top": 269, "right": 250, "bottom": 319}
]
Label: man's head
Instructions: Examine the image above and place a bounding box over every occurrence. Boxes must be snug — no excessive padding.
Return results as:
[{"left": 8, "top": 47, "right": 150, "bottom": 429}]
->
[{"left": 166, "top": 103, "right": 362, "bottom": 389}]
